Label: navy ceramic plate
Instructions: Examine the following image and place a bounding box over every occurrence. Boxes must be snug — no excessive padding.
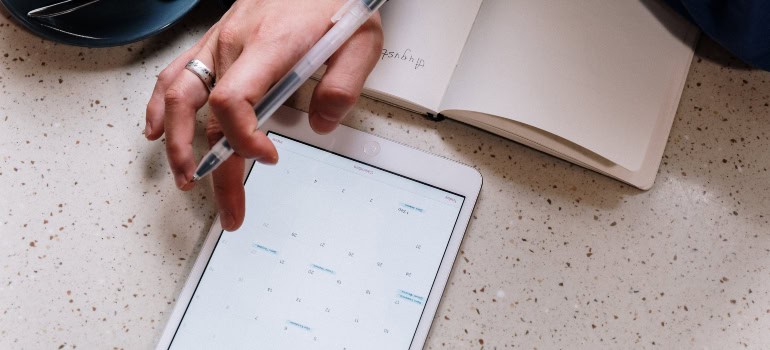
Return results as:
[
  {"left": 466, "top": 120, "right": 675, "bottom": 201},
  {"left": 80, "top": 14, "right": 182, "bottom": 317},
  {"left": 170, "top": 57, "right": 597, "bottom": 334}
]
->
[{"left": 0, "top": 0, "right": 200, "bottom": 47}]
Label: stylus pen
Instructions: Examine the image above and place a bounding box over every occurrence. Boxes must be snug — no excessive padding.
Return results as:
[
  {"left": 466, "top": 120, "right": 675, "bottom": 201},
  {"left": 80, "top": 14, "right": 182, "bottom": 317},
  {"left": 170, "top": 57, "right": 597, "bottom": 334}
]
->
[{"left": 192, "top": 0, "right": 388, "bottom": 182}]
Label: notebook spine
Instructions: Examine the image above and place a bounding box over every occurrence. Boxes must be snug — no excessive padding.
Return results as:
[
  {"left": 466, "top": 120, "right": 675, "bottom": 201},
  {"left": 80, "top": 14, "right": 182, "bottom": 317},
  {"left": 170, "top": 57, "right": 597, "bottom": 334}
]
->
[{"left": 425, "top": 113, "right": 446, "bottom": 122}]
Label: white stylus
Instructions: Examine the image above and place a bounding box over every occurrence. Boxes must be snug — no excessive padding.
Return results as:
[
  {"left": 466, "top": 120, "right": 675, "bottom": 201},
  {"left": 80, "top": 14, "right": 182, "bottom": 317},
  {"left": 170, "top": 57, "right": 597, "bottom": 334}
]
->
[{"left": 192, "top": 0, "right": 388, "bottom": 182}]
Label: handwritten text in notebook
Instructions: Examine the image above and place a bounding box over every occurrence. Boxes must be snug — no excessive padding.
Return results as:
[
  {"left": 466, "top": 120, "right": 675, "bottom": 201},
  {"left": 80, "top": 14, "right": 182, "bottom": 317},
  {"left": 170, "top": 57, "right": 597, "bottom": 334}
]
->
[{"left": 381, "top": 48, "right": 426, "bottom": 70}]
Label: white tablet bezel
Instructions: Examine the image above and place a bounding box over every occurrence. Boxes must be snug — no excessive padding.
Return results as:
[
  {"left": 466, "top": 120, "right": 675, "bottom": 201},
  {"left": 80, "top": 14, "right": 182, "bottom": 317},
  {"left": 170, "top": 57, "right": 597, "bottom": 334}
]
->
[{"left": 156, "top": 106, "right": 482, "bottom": 349}]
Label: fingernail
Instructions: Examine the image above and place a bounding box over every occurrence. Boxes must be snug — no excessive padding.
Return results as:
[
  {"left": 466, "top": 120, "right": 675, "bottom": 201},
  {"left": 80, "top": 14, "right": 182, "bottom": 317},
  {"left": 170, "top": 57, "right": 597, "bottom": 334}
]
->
[
  {"left": 255, "top": 151, "right": 279, "bottom": 165},
  {"left": 267, "top": 152, "right": 279, "bottom": 164},
  {"left": 310, "top": 112, "right": 336, "bottom": 135},
  {"left": 219, "top": 210, "right": 234, "bottom": 230},
  {"left": 174, "top": 173, "right": 189, "bottom": 189},
  {"left": 266, "top": 153, "right": 279, "bottom": 165},
  {"left": 144, "top": 122, "right": 151, "bottom": 138},
  {"left": 317, "top": 112, "right": 338, "bottom": 122}
]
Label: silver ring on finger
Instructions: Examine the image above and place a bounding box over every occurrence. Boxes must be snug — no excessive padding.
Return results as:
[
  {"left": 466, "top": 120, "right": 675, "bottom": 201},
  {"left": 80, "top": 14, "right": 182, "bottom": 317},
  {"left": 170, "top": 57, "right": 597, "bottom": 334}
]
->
[{"left": 185, "top": 59, "right": 216, "bottom": 92}]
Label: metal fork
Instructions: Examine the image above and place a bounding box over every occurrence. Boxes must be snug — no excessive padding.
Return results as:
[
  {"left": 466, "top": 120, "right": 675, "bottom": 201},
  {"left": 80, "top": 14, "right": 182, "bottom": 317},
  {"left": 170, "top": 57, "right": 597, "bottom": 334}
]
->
[{"left": 27, "top": 0, "right": 101, "bottom": 18}]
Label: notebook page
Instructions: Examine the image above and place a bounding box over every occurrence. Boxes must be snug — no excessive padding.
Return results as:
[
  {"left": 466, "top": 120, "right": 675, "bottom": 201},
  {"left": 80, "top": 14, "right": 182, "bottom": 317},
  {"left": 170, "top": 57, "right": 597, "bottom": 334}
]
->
[
  {"left": 364, "top": 0, "right": 483, "bottom": 112},
  {"left": 439, "top": 0, "right": 696, "bottom": 171}
]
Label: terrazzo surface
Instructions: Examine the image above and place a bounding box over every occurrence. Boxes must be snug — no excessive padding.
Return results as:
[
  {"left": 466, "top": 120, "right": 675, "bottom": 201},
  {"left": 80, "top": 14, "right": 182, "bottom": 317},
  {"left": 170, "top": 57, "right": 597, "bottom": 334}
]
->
[{"left": 1, "top": 4, "right": 769, "bottom": 349}]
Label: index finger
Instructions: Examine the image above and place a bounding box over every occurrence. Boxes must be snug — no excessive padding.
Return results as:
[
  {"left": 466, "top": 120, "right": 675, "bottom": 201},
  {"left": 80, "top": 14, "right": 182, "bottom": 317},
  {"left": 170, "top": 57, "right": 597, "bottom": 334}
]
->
[
  {"left": 207, "top": 45, "right": 286, "bottom": 162},
  {"left": 146, "top": 24, "right": 219, "bottom": 140},
  {"left": 163, "top": 51, "right": 215, "bottom": 190}
]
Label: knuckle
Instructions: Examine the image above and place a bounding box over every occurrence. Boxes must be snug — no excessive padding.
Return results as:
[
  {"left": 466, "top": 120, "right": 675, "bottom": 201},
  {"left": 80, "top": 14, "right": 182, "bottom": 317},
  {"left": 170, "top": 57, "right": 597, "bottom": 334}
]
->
[
  {"left": 163, "top": 87, "right": 186, "bottom": 106},
  {"left": 157, "top": 68, "right": 174, "bottom": 85},
  {"left": 216, "top": 26, "right": 240, "bottom": 51},
  {"left": 205, "top": 123, "right": 223, "bottom": 147},
  {"left": 165, "top": 140, "right": 187, "bottom": 158},
  {"left": 208, "top": 87, "right": 236, "bottom": 110}
]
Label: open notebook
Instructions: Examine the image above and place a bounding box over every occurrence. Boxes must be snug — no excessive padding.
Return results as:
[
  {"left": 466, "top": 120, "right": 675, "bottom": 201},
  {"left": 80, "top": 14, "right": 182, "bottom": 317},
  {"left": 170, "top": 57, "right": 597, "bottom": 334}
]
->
[{"left": 359, "top": 0, "right": 698, "bottom": 190}]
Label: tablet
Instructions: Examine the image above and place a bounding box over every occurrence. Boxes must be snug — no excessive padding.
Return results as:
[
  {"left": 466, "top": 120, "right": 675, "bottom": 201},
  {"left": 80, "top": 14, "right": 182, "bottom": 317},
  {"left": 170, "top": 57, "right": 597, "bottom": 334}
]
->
[{"left": 156, "top": 107, "right": 482, "bottom": 350}]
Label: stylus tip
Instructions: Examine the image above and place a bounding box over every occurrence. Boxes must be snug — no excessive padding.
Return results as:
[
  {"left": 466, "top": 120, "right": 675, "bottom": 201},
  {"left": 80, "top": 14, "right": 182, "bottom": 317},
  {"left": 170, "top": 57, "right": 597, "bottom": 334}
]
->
[{"left": 191, "top": 175, "right": 201, "bottom": 182}]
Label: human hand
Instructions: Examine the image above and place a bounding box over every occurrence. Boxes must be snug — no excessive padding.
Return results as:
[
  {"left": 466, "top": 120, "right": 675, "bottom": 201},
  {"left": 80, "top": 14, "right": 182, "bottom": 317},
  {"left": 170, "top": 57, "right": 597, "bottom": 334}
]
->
[{"left": 144, "top": 0, "right": 383, "bottom": 231}]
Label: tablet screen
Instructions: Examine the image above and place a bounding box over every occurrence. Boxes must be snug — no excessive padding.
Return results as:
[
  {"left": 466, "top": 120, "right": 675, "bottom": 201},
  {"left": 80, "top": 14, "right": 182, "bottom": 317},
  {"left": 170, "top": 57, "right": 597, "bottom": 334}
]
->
[{"left": 169, "top": 133, "right": 465, "bottom": 349}]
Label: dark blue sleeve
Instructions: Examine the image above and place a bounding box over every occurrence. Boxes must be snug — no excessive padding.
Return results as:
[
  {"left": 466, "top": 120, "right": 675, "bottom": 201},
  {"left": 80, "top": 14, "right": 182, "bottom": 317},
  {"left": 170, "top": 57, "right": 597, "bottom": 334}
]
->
[{"left": 664, "top": 0, "right": 770, "bottom": 70}]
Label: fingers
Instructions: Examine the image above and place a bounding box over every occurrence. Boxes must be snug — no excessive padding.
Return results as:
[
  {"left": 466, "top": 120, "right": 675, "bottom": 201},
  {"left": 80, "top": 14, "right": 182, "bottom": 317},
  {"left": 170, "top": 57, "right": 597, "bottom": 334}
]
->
[
  {"left": 212, "top": 21, "right": 246, "bottom": 80},
  {"left": 163, "top": 49, "right": 215, "bottom": 190},
  {"left": 149, "top": 2, "right": 383, "bottom": 205},
  {"left": 145, "top": 25, "right": 217, "bottom": 140},
  {"left": 145, "top": 51, "right": 197, "bottom": 141},
  {"left": 309, "top": 16, "right": 384, "bottom": 134},
  {"left": 213, "top": 154, "right": 246, "bottom": 231},
  {"left": 145, "top": 23, "right": 223, "bottom": 192},
  {"left": 208, "top": 44, "right": 285, "bottom": 162},
  {"left": 206, "top": 118, "right": 246, "bottom": 231}
]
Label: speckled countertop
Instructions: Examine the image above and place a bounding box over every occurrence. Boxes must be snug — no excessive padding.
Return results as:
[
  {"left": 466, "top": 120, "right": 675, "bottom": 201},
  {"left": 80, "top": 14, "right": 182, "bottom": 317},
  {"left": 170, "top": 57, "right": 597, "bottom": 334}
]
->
[{"left": 1, "top": 4, "right": 769, "bottom": 350}]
